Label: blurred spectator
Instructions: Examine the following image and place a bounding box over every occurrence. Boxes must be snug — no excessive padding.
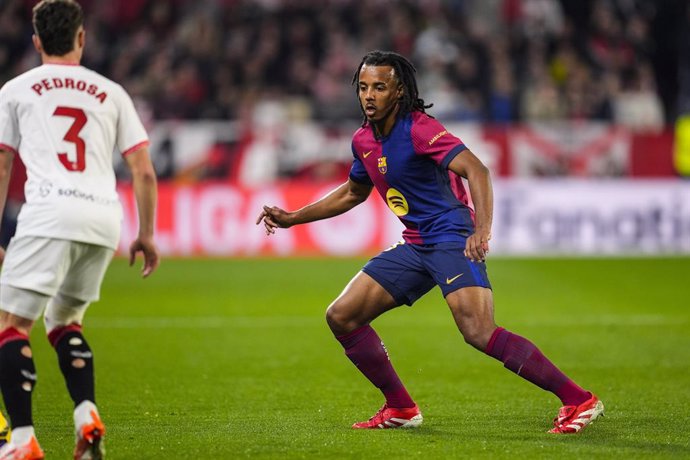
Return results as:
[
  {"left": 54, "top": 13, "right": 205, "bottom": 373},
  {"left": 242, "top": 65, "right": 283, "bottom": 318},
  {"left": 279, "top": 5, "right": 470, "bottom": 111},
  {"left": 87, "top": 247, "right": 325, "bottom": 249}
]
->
[
  {"left": 612, "top": 62, "right": 665, "bottom": 131},
  {"left": 680, "top": 1, "right": 690, "bottom": 115},
  {"left": 486, "top": 37, "right": 517, "bottom": 123},
  {"left": 0, "top": 0, "right": 680, "bottom": 127},
  {"left": 521, "top": 40, "right": 567, "bottom": 120},
  {"left": 521, "top": 74, "right": 567, "bottom": 121},
  {"left": 513, "top": 0, "right": 565, "bottom": 40}
]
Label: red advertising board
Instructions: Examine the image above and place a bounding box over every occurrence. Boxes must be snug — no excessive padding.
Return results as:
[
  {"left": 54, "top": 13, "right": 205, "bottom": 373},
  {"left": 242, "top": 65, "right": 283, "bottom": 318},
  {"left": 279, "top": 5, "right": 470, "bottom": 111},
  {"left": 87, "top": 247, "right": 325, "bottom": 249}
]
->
[{"left": 118, "top": 182, "right": 403, "bottom": 257}]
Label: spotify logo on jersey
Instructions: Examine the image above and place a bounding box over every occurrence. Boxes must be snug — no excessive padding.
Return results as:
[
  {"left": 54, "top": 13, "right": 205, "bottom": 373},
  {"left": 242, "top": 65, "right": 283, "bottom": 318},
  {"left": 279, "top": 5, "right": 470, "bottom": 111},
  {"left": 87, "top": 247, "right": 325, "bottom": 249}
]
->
[{"left": 386, "top": 188, "right": 409, "bottom": 217}]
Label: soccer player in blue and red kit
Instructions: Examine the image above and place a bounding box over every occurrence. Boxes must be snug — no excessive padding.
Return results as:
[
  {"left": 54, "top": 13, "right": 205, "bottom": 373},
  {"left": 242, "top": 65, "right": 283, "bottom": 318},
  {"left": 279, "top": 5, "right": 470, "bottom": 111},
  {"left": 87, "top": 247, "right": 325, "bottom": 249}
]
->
[{"left": 257, "top": 50, "right": 603, "bottom": 433}]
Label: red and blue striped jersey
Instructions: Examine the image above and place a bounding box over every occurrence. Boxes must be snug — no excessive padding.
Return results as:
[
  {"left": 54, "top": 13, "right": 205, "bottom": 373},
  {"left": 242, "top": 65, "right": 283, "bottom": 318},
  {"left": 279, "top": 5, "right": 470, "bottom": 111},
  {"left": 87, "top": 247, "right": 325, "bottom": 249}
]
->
[{"left": 349, "top": 111, "right": 474, "bottom": 244}]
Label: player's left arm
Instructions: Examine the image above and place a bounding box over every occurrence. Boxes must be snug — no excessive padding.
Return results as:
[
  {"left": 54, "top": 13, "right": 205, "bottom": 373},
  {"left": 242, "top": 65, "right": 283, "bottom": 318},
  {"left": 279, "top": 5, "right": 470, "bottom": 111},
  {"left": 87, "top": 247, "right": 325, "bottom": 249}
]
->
[
  {"left": 124, "top": 146, "right": 160, "bottom": 277},
  {"left": 447, "top": 149, "right": 493, "bottom": 262},
  {"left": 0, "top": 148, "right": 14, "bottom": 263},
  {"left": 115, "top": 84, "right": 159, "bottom": 277}
]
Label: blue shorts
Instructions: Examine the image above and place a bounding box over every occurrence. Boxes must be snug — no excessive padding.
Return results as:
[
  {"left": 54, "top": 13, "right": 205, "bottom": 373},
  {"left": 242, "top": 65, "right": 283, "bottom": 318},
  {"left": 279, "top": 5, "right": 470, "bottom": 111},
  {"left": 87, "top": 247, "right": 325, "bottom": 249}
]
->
[{"left": 362, "top": 241, "right": 491, "bottom": 306}]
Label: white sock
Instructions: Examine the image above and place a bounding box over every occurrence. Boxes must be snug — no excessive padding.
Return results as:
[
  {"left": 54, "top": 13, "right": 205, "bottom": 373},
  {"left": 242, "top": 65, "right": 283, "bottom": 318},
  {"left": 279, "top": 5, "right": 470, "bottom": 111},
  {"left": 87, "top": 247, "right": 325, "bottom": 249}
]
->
[
  {"left": 74, "top": 400, "right": 99, "bottom": 431},
  {"left": 8, "top": 426, "right": 34, "bottom": 446}
]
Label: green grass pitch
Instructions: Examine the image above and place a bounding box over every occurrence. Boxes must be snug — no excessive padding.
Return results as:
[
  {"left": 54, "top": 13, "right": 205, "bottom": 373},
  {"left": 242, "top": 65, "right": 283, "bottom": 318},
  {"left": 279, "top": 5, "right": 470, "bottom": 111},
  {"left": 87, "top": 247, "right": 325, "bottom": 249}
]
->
[{"left": 11, "top": 257, "right": 690, "bottom": 458}]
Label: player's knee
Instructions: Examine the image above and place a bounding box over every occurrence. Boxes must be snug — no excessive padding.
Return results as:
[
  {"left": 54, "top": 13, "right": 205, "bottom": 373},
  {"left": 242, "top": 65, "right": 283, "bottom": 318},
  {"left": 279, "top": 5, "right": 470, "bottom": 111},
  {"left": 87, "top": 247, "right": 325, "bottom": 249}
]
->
[
  {"left": 0, "top": 286, "right": 46, "bottom": 331},
  {"left": 325, "top": 300, "right": 359, "bottom": 332},
  {"left": 460, "top": 329, "right": 484, "bottom": 349},
  {"left": 0, "top": 323, "right": 33, "bottom": 337},
  {"left": 325, "top": 303, "right": 345, "bottom": 328},
  {"left": 0, "top": 313, "right": 35, "bottom": 336},
  {"left": 458, "top": 321, "right": 495, "bottom": 350},
  {"left": 43, "top": 293, "right": 89, "bottom": 333}
]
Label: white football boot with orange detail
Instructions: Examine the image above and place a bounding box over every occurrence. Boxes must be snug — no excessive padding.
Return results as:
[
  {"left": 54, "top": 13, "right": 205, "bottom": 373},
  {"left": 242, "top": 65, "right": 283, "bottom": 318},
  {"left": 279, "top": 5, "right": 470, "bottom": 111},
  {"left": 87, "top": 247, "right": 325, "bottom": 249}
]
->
[
  {"left": 549, "top": 394, "right": 604, "bottom": 434},
  {"left": 73, "top": 401, "right": 105, "bottom": 460},
  {"left": 0, "top": 434, "right": 44, "bottom": 460},
  {"left": 352, "top": 404, "right": 423, "bottom": 429}
]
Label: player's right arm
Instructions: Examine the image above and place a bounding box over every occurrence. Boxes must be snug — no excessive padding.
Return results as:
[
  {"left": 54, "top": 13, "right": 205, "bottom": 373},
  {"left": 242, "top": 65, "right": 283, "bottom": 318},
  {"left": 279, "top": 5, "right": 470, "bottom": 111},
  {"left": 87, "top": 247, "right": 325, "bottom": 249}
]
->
[
  {"left": 257, "top": 178, "right": 372, "bottom": 235},
  {"left": 124, "top": 146, "right": 160, "bottom": 277},
  {"left": 447, "top": 149, "right": 493, "bottom": 262},
  {"left": 0, "top": 148, "right": 14, "bottom": 263}
]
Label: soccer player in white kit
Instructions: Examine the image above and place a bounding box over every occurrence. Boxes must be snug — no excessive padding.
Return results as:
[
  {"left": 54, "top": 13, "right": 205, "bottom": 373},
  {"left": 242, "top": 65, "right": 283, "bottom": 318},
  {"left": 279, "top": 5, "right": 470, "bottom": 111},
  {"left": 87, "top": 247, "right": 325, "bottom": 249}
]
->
[{"left": 0, "top": 1, "right": 159, "bottom": 459}]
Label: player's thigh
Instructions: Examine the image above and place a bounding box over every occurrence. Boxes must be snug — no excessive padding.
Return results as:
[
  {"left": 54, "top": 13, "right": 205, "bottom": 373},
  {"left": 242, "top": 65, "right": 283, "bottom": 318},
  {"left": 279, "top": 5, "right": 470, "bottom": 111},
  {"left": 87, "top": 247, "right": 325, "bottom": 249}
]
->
[
  {"left": 417, "top": 242, "right": 496, "bottom": 346},
  {"left": 445, "top": 286, "right": 495, "bottom": 324},
  {"left": 327, "top": 270, "right": 399, "bottom": 329},
  {"left": 0, "top": 236, "right": 72, "bottom": 298},
  {"left": 361, "top": 242, "right": 436, "bottom": 307},
  {"left": 417, "top": 242, "right": 492, "bottom": 297},
  {"left": 59, "top": 243, "right": 114, "bottom": 303},
  {"left": 326, "top": 244, "right": 436, "bottom": 332},
  {"left": 445, "top": 287, "right": 496, "bottom": 349},
  {"left": 43, "top": 244, "right": 112, "bottom": 332}
]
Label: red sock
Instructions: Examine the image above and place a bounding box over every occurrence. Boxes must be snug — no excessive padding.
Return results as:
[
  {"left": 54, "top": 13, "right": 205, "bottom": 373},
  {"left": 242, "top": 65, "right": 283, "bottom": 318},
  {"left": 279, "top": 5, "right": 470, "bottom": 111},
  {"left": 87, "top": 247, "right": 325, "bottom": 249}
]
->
[
  {"left": 485, "top": 327, "right": 590, "bottom": 406},
  {"left": 336, "top": 325, "right": 415, "bottom": 408}
]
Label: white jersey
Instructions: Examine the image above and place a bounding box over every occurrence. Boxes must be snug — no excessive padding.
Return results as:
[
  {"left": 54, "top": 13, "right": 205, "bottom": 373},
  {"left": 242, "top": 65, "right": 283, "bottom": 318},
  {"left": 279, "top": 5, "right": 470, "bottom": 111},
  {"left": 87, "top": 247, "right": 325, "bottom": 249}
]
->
[{"left": 0, "top": 63, "right": 148, "bottom": 249}]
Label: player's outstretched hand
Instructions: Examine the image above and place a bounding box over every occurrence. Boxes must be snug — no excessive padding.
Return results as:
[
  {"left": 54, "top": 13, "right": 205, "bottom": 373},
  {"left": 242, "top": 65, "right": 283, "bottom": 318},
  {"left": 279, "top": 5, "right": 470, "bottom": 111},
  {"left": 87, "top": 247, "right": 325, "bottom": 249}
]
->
[
  {"left": 129, "top": 236, "right": 160, "bottom": 278},
  {"left": 464, "top": 229, "right": 491, "bottom": 262},
  {"left": 256, "top": 205, "right": 293, "bottom": 235}
]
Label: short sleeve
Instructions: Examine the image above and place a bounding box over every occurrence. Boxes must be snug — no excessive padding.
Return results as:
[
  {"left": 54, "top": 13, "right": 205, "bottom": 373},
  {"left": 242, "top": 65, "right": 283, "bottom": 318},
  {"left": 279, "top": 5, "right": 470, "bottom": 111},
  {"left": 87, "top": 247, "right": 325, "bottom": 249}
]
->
[
  {"left": 348, "top": 143, "right": 373, "bottom": 185},
  {"left": 115, "top": 85, "right": 149, "bottom": 156},
  {"left": 411, "top": 114, "right": 466, "bottom": 169},
  {"left": 0, "top": 86, "right": 20, "bottom": 153}
]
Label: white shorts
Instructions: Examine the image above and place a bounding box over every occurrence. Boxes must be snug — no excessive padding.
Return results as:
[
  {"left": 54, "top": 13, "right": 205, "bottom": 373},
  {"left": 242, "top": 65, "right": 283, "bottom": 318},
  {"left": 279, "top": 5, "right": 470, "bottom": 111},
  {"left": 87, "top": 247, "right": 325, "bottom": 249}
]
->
[{"left": 0, "top": 236, "right": 114, "bottom": 320}]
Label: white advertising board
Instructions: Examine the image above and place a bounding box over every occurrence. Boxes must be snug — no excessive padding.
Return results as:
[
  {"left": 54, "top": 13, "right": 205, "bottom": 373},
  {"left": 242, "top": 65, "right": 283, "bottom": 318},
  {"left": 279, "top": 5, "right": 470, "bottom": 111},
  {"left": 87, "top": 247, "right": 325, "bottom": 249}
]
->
[{"left": 118, "top": 179, "right": 690, "bottom": 256}]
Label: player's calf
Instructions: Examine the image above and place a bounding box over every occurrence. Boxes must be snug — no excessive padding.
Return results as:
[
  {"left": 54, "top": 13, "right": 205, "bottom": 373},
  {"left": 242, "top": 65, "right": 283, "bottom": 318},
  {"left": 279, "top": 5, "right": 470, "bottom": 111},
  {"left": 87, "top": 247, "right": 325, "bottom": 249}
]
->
[
  {"left": 0, "top": 328, "right": 37, "bottom": 430},
  {"left": 48, "top": 324, "right": 95, "bottom": 405}
]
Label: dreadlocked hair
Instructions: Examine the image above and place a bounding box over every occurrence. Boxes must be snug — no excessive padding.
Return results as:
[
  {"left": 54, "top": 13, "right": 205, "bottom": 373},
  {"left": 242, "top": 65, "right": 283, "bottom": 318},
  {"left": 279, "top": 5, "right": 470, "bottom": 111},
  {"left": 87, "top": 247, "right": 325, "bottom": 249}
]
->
[{"left": 352, "top": 50, "right": 433, "bottom": 124}]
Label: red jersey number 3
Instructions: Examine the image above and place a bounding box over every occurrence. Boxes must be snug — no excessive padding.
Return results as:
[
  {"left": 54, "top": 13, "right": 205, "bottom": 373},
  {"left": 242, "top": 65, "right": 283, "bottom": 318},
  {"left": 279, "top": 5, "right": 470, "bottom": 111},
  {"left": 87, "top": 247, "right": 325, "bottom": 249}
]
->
[{"left": 53, "top": 106, "right": 87, "bottom": 172}]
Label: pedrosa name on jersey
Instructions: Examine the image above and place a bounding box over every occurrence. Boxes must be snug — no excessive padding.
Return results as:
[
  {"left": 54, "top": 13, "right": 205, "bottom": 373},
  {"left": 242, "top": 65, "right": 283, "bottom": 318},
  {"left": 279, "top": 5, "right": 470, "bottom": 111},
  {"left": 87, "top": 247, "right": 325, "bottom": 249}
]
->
[{"left": 30, "top": 78, "right": 107, "bottom": 104}]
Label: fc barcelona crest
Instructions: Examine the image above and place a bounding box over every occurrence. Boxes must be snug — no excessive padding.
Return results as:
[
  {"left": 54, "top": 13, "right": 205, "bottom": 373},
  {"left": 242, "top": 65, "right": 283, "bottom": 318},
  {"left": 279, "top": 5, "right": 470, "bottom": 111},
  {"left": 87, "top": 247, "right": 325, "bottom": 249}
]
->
[{"left": 378, "top": 156, "right": 388, "bottom": 174}]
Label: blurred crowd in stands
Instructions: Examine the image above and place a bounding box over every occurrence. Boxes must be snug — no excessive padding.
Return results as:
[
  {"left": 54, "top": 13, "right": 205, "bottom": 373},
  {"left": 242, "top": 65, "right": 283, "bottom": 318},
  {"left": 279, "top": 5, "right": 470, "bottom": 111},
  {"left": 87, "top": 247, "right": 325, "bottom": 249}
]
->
[
  {"left": 1, "top": 0, "right": 689, "bottom": 131},
  {"left": 1, "top": 0, "right": 689, "bottom": 248}
]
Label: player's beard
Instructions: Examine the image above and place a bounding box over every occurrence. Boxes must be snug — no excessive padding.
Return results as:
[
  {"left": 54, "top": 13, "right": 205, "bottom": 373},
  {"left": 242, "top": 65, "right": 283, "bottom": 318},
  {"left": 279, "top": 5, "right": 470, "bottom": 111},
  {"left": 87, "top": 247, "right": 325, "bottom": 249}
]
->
[{"left": 367, "top": 101, "right": 399, "bottom": 134}]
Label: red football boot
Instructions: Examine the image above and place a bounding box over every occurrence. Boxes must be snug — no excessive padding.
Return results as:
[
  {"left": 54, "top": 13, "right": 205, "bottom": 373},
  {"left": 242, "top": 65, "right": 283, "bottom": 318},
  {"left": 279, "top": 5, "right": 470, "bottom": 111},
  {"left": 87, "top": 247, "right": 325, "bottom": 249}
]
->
[
  {"left": 549, "top": 394, "right": 604, "bottom": 434},
  {"left": 352, "top": 404, "right": 423, "bottom": 429}
]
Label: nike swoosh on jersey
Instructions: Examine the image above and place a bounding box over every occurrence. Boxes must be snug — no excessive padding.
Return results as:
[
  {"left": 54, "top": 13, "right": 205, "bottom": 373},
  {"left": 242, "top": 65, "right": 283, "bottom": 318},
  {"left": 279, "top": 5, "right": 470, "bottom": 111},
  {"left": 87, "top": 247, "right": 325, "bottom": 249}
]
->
[
  {"left": 362, "top": 150, "right": 373, "bottom": 158},
  {"left": 446, "top": 273, "right": 464, "bottom": 284}
]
